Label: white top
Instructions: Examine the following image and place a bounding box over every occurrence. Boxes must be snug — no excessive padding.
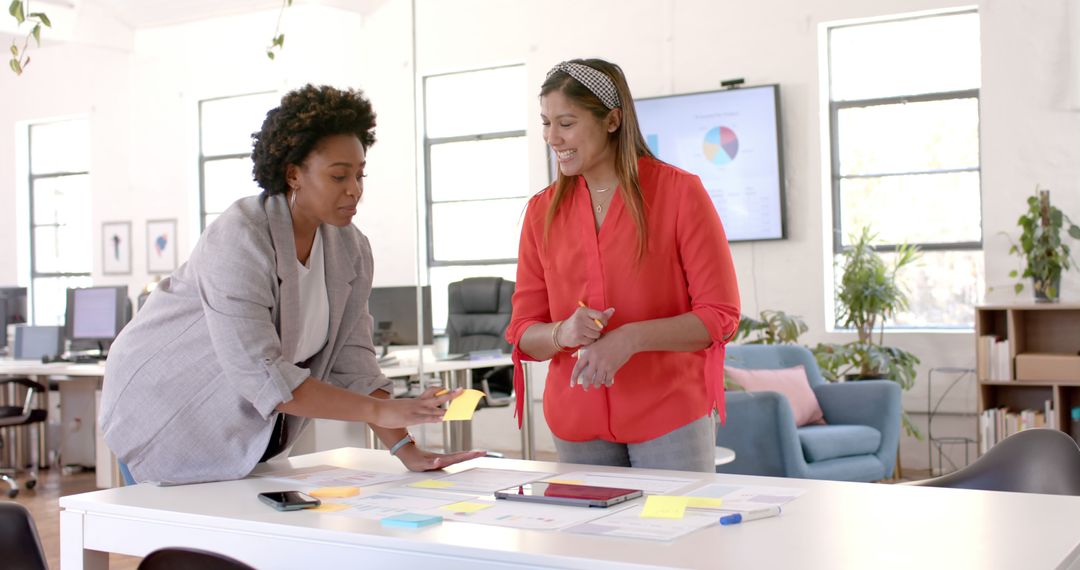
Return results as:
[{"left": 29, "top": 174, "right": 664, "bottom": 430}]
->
[{"left": 294, "top": 228, "right": 329, "bottom": 364}]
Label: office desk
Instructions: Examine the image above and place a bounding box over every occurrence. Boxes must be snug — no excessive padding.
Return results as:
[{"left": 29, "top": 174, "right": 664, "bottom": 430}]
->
[
  {"left": 60, "top": 447, "right": 1080, "bottom": 570},
  {"left": 0, "top": 356, "right": 517, "bottom": 488},
  {"left": 0, "top": 359, "right": 107, "bottom": 481}
]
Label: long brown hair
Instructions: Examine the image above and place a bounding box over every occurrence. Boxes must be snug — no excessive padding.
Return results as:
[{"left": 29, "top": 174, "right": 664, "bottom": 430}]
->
[{"left": 540, "top": 58, "right": 654, "bottom": 259}]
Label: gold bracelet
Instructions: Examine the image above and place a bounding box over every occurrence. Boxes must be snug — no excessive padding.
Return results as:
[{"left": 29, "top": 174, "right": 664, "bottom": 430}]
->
[{"left": 551, "top": 320, "right": 567, "bottom": 352}]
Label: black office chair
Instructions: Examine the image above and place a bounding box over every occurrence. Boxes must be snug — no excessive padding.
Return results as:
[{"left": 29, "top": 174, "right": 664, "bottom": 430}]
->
[
  {"left": 0, "top": 501, "right": 48, "bottom": 570},
  {"left": 0, "top": 378, "right": 47, "bottom": 498},
  {"left": 909, "top": 428, "right": 1080, "bottom": 495},
  {"left": 446, "top": 277, "right": 515, "bottom": 407},
  {"left": 139, "top": 547, "right": 255, "bottom": 570}
]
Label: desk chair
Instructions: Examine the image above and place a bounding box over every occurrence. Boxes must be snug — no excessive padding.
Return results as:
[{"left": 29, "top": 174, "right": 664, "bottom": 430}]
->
[
  {"left": 446, "top": 277, "right": 515, "bottom": 407},
  {"left": 139, "top": 547, "right": 255, "bottom": 570},
  {"left": 909, "top": 428, "right": 1080, "bottom": 495},
  {"left": 0, "top": 501, "right": 47, "bottom": 570},
  {"left": 0, "top": 378, "right": 47, "bottom": 498}
]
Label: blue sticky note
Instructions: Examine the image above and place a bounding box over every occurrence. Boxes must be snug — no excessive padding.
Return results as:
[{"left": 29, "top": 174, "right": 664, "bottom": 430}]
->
[{"left": 380, "top": 513, "right": 443, "bottom": 529}]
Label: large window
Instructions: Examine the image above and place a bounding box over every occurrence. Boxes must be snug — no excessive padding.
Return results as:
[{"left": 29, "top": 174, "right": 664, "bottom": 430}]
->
[
  {"left": 199, "top": 92, "right": 279, "bottom": 230},
  {"left": 28, "top": 119, "right": 93, "bottom": 325},
  {"left": 423, "top": 65, "right": 528, "bottom": 330},
  {"left": 827, "top": 10, "right": 982, "bottom": 328}
]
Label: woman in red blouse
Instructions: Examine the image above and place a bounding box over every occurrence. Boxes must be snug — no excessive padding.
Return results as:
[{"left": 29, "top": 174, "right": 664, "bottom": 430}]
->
[{"left": 506, "top": 59, "right": 741, "bottom": 472}]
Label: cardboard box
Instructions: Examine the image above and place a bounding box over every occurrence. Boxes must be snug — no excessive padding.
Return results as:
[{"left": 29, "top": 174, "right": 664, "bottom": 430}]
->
[{"left": 1015, "top": 353, "right": 1080, "bottom": 382}]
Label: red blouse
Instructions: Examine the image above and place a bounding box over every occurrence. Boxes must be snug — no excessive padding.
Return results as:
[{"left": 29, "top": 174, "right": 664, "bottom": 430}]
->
[{"left": 506, "top": 156, "right": 740, "bottom": 443}]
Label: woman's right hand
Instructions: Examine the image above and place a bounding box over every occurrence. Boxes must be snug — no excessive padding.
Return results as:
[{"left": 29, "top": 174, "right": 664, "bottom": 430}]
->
[
  {"left": 374, "top": 387, "right": 459, "bottom": 428},
  {"left": 557, "top": 306, "right": 615, "bottom": 349}
]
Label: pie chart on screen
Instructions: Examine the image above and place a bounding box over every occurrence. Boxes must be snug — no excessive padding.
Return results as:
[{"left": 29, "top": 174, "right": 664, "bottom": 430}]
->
[{"left": 703, "top": 126, "right": 739, "bottom": 165}]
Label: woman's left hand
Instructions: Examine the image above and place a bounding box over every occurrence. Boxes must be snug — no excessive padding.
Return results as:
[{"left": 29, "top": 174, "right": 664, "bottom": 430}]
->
[
  {"left": 395, "top": 444, "right": 486, "bottom": 472},
  {"left": 570, "top": 327, "right": 637, "bottom": 390}
]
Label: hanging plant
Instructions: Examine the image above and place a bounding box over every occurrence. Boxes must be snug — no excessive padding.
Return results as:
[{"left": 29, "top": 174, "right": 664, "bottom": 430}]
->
[
  {"left": 8, "top": 0, "right": 51, "bottom": 75},
  {"left": 266, "top": 0, "right": 293, "bottom": 60}
]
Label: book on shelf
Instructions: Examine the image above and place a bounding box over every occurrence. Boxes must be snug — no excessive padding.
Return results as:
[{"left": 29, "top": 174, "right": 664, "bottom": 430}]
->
[
  {"left": 979, "top": 402, "right": 1052, "bottom": 453},
  {"left": 977, "top": 335, "right": 1013, "bottom": 381}
]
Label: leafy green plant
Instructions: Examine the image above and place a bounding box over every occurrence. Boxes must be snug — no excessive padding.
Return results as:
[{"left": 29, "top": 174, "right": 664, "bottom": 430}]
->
[
  {"left": 733, "top": 310, "right": 808, "bottom": 345},
  {"left": 1006, "top": 186, "right": 1080, "bottom": 302},
  {"left": 813, "top": 226, "right": 923, "bottom": 438},
  {"left": 266, "top": 0, "right": 294, "bottom": 60},
  {"left": 8, "top": 0, "right": 51, "bottom": 75}
]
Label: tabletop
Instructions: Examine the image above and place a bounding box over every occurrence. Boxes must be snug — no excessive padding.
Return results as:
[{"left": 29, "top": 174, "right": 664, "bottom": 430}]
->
[{"left": 59, "top": 447, "right": 1080, "bottom": 570}]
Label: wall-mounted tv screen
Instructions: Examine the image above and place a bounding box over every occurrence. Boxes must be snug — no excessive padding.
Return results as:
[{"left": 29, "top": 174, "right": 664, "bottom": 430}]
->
[{"left": 635, "top": 84, "right": 785, "bottom": 242}]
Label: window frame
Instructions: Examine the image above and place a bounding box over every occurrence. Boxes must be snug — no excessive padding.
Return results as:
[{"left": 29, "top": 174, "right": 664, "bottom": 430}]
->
[
  {"left": 28, "top": 121, "right": 92, "bottom": 323},
  {"left": 197, "top": 91, "right": 275, "bottom": 232},
  {"left": 828, "top": 88, "right": 983, "bottom": 256},
  {"left": 825, "top": 10, "right": 983, "bottom": 331},
  {"left": 423, "top": 129, "right": 527, "bottom": 268},
  {"left": 421, "top": 63, "right": 528, "bottom": 269}
]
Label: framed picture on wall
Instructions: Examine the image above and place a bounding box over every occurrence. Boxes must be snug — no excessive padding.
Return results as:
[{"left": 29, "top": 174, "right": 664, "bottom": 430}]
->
[
  {"left": 102, "top": 221, "right": 132, "bottom": 275},
  {"left": 146, "top": 218, "right": 178, "bottom": 274}
]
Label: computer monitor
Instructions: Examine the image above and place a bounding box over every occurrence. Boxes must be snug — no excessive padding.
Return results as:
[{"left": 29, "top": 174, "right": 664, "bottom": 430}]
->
[
  {"left": 14, "top": 325, "right": 65, "bottom": 360},
  {"left": 368, "top": 286, "right": 433, "bottom": 348},
  {"left": 65, "top": 286, "right": 131, "bottom": 354},
  {"left": 0, "top": 286, "right": 28, "bottom": 325}
]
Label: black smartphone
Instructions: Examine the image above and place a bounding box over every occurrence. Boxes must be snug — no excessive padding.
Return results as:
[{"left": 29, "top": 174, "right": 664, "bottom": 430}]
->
[{"left": 258, "top": 490, "right": 321, "bottom": 511}]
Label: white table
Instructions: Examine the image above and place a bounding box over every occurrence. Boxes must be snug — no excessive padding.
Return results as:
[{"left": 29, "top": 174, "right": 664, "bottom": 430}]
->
[{"left": 59, "top": 447, "right": 1080, "bottom": 570}]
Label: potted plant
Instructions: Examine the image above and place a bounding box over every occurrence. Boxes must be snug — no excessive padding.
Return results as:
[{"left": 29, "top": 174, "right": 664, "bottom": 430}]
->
[
  {"left": 813, "top": 226, "right": 922, "bottom": 437},
  {"left": 1006, "top": 187, "right": 1080, "bottom": 302},
  {"left": 733, "top": 310, "right": 808, "bottom": 345}
]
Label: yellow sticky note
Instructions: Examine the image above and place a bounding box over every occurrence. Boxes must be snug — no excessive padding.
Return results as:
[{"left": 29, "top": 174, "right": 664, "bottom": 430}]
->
[
  {"left": 441, "top": 501, "right": 494, "bottom": 514},
  {"left": 544, "top": 479, "right": 586, "bottom": 485},
  {"left": 640, "top": 496, "right": 688, "bottom": 519},
  {"left": 309, "top": 486, "right": 360, "bottom": 499},
  {"left": 687, "top": 497, "right": 724, "bottom": 509},
  {"left": 309, "top": 503, "right": 350, "bottom": 513},
  {"left": 442, "top": 389, "right": 486, "bottom": 421},
  {"left": 410, "top": 479, "right": 456, "bottom": 489}
]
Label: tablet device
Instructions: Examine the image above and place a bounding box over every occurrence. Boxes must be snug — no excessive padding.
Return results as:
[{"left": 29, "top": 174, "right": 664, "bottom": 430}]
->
[{"left": 494, "top": 482, "right": 642, "bottom": 508}]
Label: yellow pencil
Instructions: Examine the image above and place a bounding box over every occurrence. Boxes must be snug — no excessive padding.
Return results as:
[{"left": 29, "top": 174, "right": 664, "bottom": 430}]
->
[{"left": 578, "top": 301, "right": 604, "bottom": 329}]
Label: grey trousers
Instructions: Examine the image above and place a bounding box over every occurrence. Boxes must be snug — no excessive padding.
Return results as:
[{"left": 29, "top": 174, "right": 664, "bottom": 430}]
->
[{"left": 552, "top": 414, "right": 716, "bottom": 473}]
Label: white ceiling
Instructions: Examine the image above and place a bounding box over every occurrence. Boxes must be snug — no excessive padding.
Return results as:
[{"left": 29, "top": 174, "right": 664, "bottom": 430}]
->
[{"left": 91, "top": 0, "right": 388, "bottom": 29}]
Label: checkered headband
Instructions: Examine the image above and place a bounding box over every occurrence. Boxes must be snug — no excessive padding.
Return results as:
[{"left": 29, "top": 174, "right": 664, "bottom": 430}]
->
[{"left": 546, "top": 62, "right": 621, "bottom": 110}]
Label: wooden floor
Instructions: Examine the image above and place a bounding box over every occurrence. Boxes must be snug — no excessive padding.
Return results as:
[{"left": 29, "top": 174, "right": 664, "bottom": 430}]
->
[{"left": 6, "top": 468, "right": 140, "bottom": 570}]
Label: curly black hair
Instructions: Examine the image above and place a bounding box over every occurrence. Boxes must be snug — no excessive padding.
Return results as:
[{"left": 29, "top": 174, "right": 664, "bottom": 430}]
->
[{"left": 251, "top": 84, "right": 377, "bottom": 195}]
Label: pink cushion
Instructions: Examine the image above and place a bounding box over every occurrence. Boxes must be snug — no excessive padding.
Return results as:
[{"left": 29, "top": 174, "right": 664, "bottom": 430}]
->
[{"left": 725, "top": 365, "right": 826, "bottom": 427}]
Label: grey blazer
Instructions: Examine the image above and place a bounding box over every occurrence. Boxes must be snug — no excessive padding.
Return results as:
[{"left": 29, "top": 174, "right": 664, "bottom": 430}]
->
[{"left": 100, "top": 193, "right": 392, "bottom": 485}]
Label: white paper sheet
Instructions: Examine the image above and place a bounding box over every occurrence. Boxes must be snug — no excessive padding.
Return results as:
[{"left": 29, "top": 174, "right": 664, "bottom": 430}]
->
[
  {"left": 328, "top": 492, "right": 460, "bottom": 520},
  {"left": 686, "top": 483, "right": 805, "bottom": 511},
  {"left": 436, "top": 498, "right": 628, "bottom": 530},
  {"left": 544, "top": 471, "right": 698, "bottom": 495},
  {"left": 411, "top": 468, "right": 554, "bottom": 494},
  {"left": 564, "top": 504, "right": 718, "bottom": 541},
  {"left": 255, "top": 465, "right": 418, "bottom": 489}
]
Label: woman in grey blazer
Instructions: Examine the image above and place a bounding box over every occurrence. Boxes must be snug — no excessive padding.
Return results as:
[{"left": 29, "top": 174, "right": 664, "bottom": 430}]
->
[{"left": 100, "top": 85, "right": 483, "bottom": 485}]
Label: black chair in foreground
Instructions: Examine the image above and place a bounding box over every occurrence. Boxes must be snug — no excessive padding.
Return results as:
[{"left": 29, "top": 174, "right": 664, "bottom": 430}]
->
[
  {"left": 446, "top": 277, "right": 515, "bottom": 407},
  {"left": 138, "top": 547, "right": 256, "bottom": 570},
  {"left": 0, "top": 378, "right": 48, "bottom": 498},
  {"left": 0, "top": 501, "right": 48, "bottom": 570},
  {"left": 909, "top": 428, "right": 1080, "bottom": 495}
]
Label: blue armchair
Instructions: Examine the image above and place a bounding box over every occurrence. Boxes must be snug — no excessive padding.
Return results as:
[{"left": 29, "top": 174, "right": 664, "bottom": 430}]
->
[{"left": 715, "top": 344, "right": 901, "bottom": 482}]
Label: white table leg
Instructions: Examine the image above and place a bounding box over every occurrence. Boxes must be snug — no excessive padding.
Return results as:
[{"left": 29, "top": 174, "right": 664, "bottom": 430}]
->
[{"left": 61, "top": 509, "right": 109, "bottom": 570}]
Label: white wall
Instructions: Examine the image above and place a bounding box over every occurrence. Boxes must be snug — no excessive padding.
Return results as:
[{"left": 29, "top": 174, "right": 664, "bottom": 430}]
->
[
  {"left": 0, "top": 2, "right": 420, "bottom": 296},
  {"left": 2, "top": 0, "right": 1079, "bottom": 469}
]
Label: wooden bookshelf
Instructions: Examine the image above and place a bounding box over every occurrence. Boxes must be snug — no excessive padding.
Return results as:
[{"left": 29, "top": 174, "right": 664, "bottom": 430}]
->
[{"left": 976, "top": 302, "right": 1080, "bottom": 452}]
